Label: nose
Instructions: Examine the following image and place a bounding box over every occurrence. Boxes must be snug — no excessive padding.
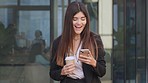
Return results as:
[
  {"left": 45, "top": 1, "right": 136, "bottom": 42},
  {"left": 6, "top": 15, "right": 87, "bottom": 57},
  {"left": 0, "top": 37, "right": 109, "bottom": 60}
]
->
[{"left": 76, "top": 19, "right": 81, "bottom": 25}]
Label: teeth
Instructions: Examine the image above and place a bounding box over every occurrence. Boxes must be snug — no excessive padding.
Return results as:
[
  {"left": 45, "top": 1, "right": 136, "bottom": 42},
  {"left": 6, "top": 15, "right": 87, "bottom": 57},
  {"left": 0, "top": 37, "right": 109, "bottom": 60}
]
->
[{"left": 76, "top": 26, "right": 81, "bottom": 28}]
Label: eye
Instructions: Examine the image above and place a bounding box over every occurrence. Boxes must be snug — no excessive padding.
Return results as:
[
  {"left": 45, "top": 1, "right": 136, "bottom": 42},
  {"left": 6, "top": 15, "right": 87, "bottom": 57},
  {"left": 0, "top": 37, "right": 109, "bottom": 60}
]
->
[
  {"left": 81, "top": 17, "right": 86, "bottom": 21},
  {"left": 73, "top": 17, "right": 78, "bottom": 21}
]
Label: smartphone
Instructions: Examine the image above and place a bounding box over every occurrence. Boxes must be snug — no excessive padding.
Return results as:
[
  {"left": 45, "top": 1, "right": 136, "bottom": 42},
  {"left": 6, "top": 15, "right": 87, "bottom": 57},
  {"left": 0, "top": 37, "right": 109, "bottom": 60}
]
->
[{"left": 79, "top": 49, "right": 89, "bottom": 57}]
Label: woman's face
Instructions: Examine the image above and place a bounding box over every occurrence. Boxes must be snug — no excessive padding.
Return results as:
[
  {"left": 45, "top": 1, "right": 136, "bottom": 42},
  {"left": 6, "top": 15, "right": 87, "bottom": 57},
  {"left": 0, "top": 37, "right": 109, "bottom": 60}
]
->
[{"left": 72, "top": 11, "right": 87, "bottom": 35}]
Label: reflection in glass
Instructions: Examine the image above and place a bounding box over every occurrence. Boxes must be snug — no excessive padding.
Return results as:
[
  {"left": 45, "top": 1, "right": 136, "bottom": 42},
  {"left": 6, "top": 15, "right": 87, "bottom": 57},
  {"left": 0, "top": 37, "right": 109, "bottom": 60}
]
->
[
  {"left": 19, "top": 11, "right": 50, "bottom": 48},
  {"left": 113, "top": 0, "right": 147, "bottom": 83},
  {"left": 86, "top": 2, "right": 98, "bottom": 32},
  {"left": 0, "top": 8, "right": 16, "bottom": 27},
  {"left": 0, "top": 8, "right": 17, "bottom": 64},
  {"left": 126, "top": 0, "right": 136, "bottom": 82},
  {"left": 135, "top": 0, "right": 146, "bottom": 83},
  {"left": 20, "top": 0, "right": 50, "bottom": 5},
  {"left": 113, "top": 0, "right": 125, "bottom": 83},
  {"left": 0, "top": 0, "right": 17, "bottom": 5}
]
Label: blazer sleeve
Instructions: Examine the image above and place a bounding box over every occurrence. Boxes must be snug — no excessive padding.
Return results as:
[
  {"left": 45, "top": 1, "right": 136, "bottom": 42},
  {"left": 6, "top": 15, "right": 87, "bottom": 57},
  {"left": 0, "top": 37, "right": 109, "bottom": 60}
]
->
[
  {"left": 49, "top": 37, "right": 66, "bottom": 81},
  {"left": 92, "top": 34, "right": 106, "bottom": 77}
]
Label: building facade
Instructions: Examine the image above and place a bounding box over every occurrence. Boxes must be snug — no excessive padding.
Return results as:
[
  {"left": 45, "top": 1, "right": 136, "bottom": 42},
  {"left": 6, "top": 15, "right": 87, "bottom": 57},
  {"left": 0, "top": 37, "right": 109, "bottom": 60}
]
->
[
  {"left": 0, "top": 0, "right": 147, "bottom": 83},
  {"left": 112, "top": 0, "right": 148, "bottom": 83}
]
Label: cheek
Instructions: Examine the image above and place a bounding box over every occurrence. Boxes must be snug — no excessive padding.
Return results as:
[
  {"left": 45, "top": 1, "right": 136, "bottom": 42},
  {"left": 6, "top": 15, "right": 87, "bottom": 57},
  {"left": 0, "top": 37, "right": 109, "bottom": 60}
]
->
[
  {"left": 72, "top": 21, "right": 76, "bottom": 26},
  {"left": 83, "top": 21, "right": 87, "bottom": 26}
]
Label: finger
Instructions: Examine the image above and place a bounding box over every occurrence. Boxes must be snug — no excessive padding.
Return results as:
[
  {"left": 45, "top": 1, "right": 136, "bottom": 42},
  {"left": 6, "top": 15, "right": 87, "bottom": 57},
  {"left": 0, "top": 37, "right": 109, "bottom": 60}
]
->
[
  {"left": 87, "top": 57, "right": 91, "bottom": 62},
  {"left": 88, "top": 51, "right": 93, "bottom": 57},
  {"left": 79, "top": 54, "right": 88, "bottom": 59},
  {"left": 79, "top": 57, "right": 87, "bottom": 61},
  {"left": 67, "top": 67, "right": 75, "bottom": 72},
  {"left": 66, "top": 66, "right": 75, "bottom": 71},
  {"left": 79, "top": 57, "right": 90, "bottom": 64},
  {"left": 62, "top": 66, "right": 67, "bottom": 75},
  {"left": 65, "top": 65, "right": 75, "bottom": 74},
  {"left": 84, "top": 59, "right": 91, "bottom": 65},
  {"left": 65, "top": 63, "right": 75, "bottom": 69}
]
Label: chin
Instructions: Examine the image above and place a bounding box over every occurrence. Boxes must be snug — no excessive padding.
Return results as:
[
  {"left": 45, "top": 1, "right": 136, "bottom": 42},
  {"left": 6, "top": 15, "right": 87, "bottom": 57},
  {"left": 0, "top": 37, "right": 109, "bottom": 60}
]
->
[
  {"left": 74, "top": 30, "right": 83, "bottom": 35},
  {"left": 75, "top": 33, "right": 81, "bottom": 35}
]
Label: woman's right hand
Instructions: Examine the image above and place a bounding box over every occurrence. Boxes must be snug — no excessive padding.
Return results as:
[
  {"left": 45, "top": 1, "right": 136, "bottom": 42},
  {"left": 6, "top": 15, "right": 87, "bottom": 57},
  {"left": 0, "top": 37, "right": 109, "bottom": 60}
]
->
[{"left": 61, "top": 63, "right": 75, "bottom": 75}]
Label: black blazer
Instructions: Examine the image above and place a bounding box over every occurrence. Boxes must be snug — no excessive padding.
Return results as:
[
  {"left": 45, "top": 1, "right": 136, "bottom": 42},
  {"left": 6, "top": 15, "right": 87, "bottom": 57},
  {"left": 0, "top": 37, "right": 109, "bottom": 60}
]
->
[{"left": 50, "top": 32, "right": 106, "bottom": 83}]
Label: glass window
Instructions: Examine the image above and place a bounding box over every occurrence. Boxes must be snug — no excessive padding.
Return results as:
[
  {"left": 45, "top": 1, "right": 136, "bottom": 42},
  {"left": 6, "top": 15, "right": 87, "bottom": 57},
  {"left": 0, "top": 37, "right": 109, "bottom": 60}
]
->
[
  {"left": 0, "top": 9, "right": 51, "bottom": 83},
  {"left": 58, "top": 0, "right": 68, "bottom": 6},
  {"left": 85, "top": 2, "right": 98, "bottom": 32},
  {"left": 0, "top": 8, "right": 15, "bottom": 27},
  {"left": 126, "top": 0, "right": 136, "bottom": 82},
  {"left": 57, "top": 0, "right": 68, "bottom": 36},
  {"left": 113, "top": 0, "right": 125, "bottom": 83},
  {"left": 18, "top": 11, "right": 50, "bottom": 48},
  {"left": 113, "top": 0, "right": 147, "bottom": 83},
  {"left": 0, "top": 0, "right": 17, "bottom": 5},
  {"left": 20, "top": 0, "right": 50, "bottom": 5},
  {"left": 135, "top": 0, "right": 146, "bottom": 83},
  {"left": 0, "top": 8, "right": 17, "bottom": 60}
]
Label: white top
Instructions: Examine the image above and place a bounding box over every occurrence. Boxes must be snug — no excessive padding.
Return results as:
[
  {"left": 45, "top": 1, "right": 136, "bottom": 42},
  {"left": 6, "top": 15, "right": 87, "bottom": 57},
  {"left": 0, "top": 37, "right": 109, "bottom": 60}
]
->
[{"left": 67, "top": 42, "right": 84, "bottom": 79}]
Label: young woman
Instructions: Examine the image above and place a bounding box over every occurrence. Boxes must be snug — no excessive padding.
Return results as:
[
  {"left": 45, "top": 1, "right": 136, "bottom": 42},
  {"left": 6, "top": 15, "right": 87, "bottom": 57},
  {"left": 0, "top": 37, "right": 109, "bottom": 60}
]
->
[{"left": 50, "top": 1, "right": 106, "bottom": 83}]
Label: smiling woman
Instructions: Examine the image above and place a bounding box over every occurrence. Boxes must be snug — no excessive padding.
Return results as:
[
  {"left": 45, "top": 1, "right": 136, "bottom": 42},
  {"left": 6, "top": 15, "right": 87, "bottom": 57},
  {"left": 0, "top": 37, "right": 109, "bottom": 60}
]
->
[{"left": 50, "top": 1, "right": 106, "bottom": 83}]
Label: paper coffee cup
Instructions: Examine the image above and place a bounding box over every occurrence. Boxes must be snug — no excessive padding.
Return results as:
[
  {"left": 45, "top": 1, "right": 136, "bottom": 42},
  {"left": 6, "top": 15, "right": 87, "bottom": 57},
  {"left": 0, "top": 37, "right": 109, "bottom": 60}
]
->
[{"left": 65, "top": 56, "right": 75, "bottom": 64}]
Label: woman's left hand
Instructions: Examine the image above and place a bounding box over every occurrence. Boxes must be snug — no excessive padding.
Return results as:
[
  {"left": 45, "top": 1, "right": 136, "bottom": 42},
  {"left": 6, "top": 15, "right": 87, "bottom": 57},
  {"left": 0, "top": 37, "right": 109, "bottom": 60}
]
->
[{"left": 78, "top": 51, "right": 96, "bottom": 67}]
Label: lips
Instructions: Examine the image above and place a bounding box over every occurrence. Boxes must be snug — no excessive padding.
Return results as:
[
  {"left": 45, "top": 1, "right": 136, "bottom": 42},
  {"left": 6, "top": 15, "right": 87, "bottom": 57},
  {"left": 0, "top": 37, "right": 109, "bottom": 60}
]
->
[
  {"left": 75, "top": 25, "right": 82, "bottom": 28},
  {"left": 73, "top": 24, "right": 85, "bottom": 34},
  {"left": 76, "top": 27, "right": 81, "bottom": 28},
  {"left": 75, "top": 26, "right": 82, "bottom": 30}
]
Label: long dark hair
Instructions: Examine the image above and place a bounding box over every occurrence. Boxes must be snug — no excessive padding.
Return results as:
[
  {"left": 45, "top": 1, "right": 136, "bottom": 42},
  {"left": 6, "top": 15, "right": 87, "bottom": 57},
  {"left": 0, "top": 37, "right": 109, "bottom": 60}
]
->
[{"left": 56, "top": 1, "right": 98, "bottom": 66}]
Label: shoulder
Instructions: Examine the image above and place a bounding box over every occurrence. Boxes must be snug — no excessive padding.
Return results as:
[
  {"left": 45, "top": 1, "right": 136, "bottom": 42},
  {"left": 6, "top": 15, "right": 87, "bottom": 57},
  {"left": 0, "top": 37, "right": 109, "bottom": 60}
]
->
[
  {"left": 90, "top": 32, "right": 101, "bottom": 41},
  {"left": 52, "top": 35, "right": 62, "bottom": 46},
  {"left": 51, "top": 36, "right": 62, "bottom": 53},
  {"left": 90, "top": 32, "right": 103, "bottom": 47}
]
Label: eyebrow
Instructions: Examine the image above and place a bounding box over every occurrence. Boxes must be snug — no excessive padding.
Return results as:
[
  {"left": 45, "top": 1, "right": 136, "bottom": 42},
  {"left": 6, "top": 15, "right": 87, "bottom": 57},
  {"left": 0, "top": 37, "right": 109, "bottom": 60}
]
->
[{"left": 81, "top": 17, "right": 86, "bottom": 18}]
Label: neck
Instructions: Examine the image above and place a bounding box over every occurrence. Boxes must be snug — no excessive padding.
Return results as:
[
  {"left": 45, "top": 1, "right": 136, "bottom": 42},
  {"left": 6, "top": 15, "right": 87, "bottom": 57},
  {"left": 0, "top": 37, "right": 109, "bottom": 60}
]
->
[{"left": 73, "top": 35, "right": 80, "bottom": 41}]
